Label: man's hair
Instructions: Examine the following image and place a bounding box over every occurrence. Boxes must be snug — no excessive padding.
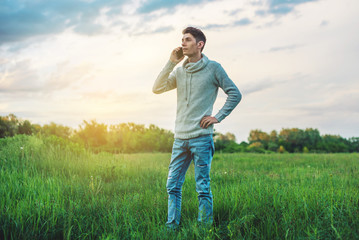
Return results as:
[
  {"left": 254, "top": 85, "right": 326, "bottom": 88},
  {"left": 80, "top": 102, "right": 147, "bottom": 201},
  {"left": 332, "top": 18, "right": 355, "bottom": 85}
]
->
[{"left": 182, "top": 27, "right": 206, "bottom": 52}]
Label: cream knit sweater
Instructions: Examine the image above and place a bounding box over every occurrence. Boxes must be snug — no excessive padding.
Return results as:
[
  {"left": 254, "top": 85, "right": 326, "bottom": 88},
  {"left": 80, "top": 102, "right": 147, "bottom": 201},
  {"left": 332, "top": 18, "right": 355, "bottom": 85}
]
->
[{"left": 153, "top": 54, "right": 242, "bottom": 139}]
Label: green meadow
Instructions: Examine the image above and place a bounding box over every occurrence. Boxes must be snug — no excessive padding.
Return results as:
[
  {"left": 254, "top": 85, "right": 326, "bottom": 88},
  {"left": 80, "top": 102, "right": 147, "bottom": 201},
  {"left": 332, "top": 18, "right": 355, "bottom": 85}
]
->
[{"left": 1, "top": 135, "right": 358, "bottom": 239}]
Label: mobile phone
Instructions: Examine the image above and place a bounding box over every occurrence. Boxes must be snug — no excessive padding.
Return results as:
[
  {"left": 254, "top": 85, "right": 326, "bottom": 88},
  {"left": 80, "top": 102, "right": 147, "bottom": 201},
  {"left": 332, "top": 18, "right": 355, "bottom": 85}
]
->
[{"left": 176, "top": 48, "right": 183, "bottom": 59}]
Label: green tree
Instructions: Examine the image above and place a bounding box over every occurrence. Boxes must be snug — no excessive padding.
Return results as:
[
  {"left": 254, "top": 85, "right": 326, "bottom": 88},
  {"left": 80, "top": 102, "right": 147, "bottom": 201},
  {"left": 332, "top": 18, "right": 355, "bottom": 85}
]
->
[
  {"left": 17, "top": 120, "right": 33, "bottom": 135},
  {"left": 317, "top": 135, "right": 349, "bottom": 153},
  {"left": 268, "top": 141, "right": 279, "bottom": 152},
  {"left": 304, "top": 128, "right": 321, "bottom": 151},
  {"left": 248, "top": 129, "right": 270, "bottom": 150},
  {"left": 248, "top": 142, "right": 265, "bottom": 153},
  {"left": 106, "top": 123, "right": 174, "bottom": 153},
  {"left": 73, "top": 120, "right": 108, "bottom": 150},
  {"left": 0, "top": 114, "right": 19, "bottom": 138},
  {"left": 278, "top": 128, "right": 307, "bottom": 152},
  {"left": 41, "top": 122, "right": 72, "bottom": 139},
  {"left": 348, "top": 137, "right": 359, "bottom": 152},
  {"left": 214, "top": 132, "right": 242, "bottom": 153}
]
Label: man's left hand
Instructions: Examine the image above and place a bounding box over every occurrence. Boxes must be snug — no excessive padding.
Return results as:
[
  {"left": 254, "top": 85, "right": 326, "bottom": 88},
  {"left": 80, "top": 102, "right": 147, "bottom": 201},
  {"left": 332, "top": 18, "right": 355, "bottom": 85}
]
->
[{"left": 200, "top": 116, "right": 219, "bottom": 129}]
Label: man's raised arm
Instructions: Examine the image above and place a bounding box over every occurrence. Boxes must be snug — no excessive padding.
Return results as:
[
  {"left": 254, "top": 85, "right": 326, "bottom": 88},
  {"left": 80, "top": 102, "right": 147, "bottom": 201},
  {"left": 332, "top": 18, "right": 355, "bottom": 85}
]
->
[{"left": 152, "top": 47, "right": 184, "bottom": 94}]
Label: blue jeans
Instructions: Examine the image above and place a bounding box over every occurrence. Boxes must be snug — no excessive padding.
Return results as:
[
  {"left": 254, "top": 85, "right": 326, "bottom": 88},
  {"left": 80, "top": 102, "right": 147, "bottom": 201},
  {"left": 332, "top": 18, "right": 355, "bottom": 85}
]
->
[{"left": 166, "top": 134, "right": 214, "bottom": 228}]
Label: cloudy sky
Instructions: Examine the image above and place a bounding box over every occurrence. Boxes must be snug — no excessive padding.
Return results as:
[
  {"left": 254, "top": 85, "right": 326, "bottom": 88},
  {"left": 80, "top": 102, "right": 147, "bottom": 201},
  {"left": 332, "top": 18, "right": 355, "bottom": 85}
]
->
[{"left": 1, "top": 0, "right": 358, "bottom": 142}]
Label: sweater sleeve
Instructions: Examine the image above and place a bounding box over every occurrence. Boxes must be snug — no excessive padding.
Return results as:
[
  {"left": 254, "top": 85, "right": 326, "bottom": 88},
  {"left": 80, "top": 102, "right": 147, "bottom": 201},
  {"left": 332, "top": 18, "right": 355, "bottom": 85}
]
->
[
  {"left": 152, "top": 60, "right": 177, "bottom": 94},
  {"left": 214, "top": 64, "right": 242, "bottom": 122}
]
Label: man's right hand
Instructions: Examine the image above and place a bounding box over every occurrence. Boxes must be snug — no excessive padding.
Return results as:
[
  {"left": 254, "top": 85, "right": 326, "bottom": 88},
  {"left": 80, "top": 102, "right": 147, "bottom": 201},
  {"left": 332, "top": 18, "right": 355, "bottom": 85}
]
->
[{"left": 170, "top": 47, "right": 184, "bottom": 64}]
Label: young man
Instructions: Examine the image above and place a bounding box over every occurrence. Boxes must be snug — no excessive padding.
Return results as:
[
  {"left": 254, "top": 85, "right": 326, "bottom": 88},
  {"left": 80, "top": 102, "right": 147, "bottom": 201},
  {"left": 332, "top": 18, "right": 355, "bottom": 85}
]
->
[{"left": 153, "top": 27, "right": 242, "bottom": 229}]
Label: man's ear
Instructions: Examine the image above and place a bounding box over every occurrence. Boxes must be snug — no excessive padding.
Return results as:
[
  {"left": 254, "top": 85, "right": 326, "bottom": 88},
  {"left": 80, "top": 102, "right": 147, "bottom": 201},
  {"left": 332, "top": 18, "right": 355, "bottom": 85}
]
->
[{"left": 197, "top": 41, "right": 204, "bottom": 50}]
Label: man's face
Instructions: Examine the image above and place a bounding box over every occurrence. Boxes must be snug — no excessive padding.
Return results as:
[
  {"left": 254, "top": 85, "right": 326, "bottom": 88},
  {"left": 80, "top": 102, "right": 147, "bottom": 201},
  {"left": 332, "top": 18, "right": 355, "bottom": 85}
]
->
[{"left": 181, "top": 33, "right": 202, "bottom": 56}]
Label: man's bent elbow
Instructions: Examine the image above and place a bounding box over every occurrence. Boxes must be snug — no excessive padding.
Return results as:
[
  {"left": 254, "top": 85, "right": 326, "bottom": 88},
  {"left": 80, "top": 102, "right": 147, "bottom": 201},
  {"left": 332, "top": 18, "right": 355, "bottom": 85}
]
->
[
  {"left": 234, "top": 89, "right": 242, "bottom": 105},
  {"left": 237, "top": 91, "right": 242, "bottom": 104},
  {"left": 152, "top": 86, "right": 161, "bottom": 94}
]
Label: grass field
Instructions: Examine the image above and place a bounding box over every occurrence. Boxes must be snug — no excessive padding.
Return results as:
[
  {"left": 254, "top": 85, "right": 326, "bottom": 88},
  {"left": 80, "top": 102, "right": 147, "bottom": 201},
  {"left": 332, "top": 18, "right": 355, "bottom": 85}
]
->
[{"left": 1, "top": 135, "right": 359, "bottom": 239}]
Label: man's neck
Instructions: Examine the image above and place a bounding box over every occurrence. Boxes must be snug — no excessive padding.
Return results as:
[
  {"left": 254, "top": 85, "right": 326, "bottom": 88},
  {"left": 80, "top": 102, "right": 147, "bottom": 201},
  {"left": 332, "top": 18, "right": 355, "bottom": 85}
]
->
[{"left": 187, "top": 52, "right": 202, "bottom": 63}]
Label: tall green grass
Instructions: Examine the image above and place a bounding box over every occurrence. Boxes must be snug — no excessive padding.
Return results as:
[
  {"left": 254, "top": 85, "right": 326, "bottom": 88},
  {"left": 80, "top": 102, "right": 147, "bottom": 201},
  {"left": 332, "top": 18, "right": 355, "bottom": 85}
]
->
[{"left": 1, "top": 135, "right": 358, "bottom": 239}]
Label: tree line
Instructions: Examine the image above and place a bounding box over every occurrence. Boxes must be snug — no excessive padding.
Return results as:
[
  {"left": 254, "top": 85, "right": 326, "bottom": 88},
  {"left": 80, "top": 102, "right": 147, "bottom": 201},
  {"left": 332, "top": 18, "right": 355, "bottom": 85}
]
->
[
  {"left": 0, "top": 114, "right": 173, "bottom": 153},
  {"left": 215, "top": 128, "right": 359, "bottom": 153},
  {"left": 1, "top": 114, "right": 358, "bottom": 153}
]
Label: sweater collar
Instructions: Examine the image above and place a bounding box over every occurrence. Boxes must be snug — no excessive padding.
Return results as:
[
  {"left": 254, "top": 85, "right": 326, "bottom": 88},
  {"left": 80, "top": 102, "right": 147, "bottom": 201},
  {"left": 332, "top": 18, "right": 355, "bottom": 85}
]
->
[{"left": 183, "top": 53, "right": 209, "bottom": 73}]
